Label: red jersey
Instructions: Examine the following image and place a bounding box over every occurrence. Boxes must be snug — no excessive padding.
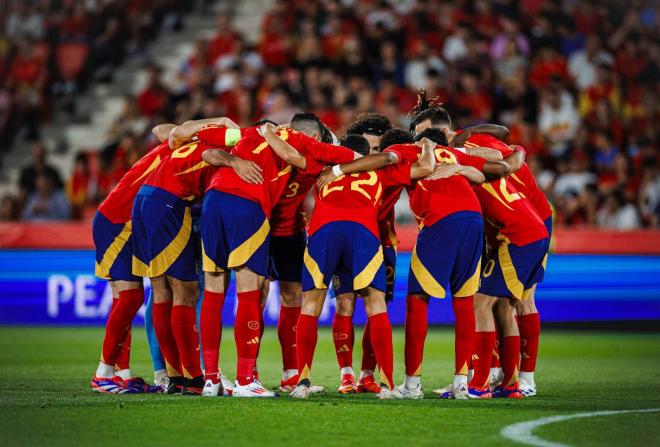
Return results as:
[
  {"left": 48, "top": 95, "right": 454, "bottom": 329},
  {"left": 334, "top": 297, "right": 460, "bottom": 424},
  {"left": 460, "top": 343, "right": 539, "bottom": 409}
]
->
[
  {"left": 461, "top": 133, "right": 549, "bottom": 245},
  {"left": 496, "top": 144, "right": 553, "bottom": 221},
  {"left": 98, "top": 142, "right": 172, "bottom": 224},
  {"left": 208, "top": 127, "right": 355, "bottom": 217},
  {"left": 308, "top": 163, "right": 412, "bottom": 238},
  {"left": 385, "top": 144, "right": 486, "bottom": 228}
]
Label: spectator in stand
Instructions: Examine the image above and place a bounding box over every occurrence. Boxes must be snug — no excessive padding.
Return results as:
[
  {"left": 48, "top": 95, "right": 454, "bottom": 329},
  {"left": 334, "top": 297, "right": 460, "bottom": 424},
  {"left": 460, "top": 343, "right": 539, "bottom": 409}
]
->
[
  {"left": 538, "top": 78, "right": 580, "bottom": 159},
  {"left": 0, "top": 195, "right": 19, "bottom": 221},
  {"left": 137, "top": 65, "right": 168, "bottom": 117},
  {"left": 596, "top": 190, "right": 641, "bottom": 230},
  {"left": 18, "top": 142, "right": 63, "bottom": 203},
  {"left": 21, "top": 173, "right": 70, "bottom": 221}
]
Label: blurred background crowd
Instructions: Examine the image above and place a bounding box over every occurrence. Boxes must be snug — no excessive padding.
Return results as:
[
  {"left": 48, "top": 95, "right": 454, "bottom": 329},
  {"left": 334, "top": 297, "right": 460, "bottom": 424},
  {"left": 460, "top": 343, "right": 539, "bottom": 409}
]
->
[{"left": 0, "top": 0, "right": 658, "bottom": 230}]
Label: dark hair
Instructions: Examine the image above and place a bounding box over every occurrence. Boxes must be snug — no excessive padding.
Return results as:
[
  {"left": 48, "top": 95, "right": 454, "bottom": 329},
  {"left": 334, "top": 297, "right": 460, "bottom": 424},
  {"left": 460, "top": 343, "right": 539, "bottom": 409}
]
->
[
  {"left": 413, "top": 127, "right": 448, "bottom": 146},
  {"left": 379, "top": 128, "right": 413, "bottom": 151},
  {"left": 346, "top": 113, "right": 392, "bottom": 137},
  {"left": 340, "top": 134, "right": 371, "bottom": 156},
  {"left": 290, "top": 112, "right": 323, "bottom": 136},
  {"left": 320, "top": 124, "right": 334, "bottom": 144},
  {"left": 408, "top": 89, "right": 452, "bottom": 133},
  {"left": 252, "top": 118, "right": 278, "bottom": 127}
]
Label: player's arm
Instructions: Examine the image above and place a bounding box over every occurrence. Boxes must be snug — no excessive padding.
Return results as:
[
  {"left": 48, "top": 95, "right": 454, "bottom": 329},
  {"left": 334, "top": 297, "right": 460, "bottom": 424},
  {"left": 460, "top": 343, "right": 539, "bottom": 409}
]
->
[
  {"left": 202, "top": 149, "right": 263, "bottom": 184},
  {"left": 315, "top": 152, "right": 398, "bottom": 189},
  {"left": 169, "top": 117, "right": 239, "bottom": 149},
  {"left": 258, "top": 123, "right": 309, "bottom": 170},
  {"left": 463, "top": 146, "right": 503, "bottom": 161},
  {"left": 426, "top": 164, "right": 485, "bottom": 183},
  {"left": 409, "top": 137, "right": 436, "bottom": 179},
  {"left": 152, "top": 123, "right": 176, "bottom": 143},
  {"left": 451, "top": 130, "right": 504, "bottom": 161},
  {"left": 482, "top": 160, "right": 510, "bottom": 179},
  {"left": 502, "top": 147, "right": 525, "bottom": 173},
  {"left": 462, "top": 124, "right": 510, "bottom": 140}
]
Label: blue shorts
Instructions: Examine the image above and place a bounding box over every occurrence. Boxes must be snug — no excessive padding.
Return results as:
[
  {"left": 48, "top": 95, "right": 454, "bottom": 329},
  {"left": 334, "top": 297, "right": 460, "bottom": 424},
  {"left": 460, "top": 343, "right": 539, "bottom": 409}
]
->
[
  {"left": 270, "top": 231, "right": 307, "bottom": 283},
  {"left": 544, "top": 216, "right": 553, "bottom": 239},
  {"left": 408, "top": 211, "right": 483, "bottom": 298},
  {"left": 201, "top": 190, "right": 270, "bottom": 277},
  {"left": 131, "top": 185, "right": 198, "bottom": 281},
  {"left": 303, "top": 221, "right": 385, "bottom": 293},
  {"left": 333, "top": 244, "right": 396, "bottom": 302},
  {"left": 93, "top": 211, "right": 140, "bottom": 282},
  {"left": 479, "top": 237, "right": 550, "bottom": 300}
]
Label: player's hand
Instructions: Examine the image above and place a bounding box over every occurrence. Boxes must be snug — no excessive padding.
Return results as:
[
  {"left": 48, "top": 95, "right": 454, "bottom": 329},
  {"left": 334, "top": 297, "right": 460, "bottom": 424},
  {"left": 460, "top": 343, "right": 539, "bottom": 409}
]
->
[
  {"left": 450, "top": 130, "right": 472, "bottom": 148},
  {"left": 257, "top": 122, "right": 277, "bottom": 137},
  {"left": 317, "top": 166, "right": 337, "bottom": 190},
  {"left": 231, "top": 157, "right": 263, "bottom": 184},
  {"left": 425, "top": 163, "right": 460, "bottom": 180},
  {"left": 415, "top": 137, "right": 434, "bottom": 148}
]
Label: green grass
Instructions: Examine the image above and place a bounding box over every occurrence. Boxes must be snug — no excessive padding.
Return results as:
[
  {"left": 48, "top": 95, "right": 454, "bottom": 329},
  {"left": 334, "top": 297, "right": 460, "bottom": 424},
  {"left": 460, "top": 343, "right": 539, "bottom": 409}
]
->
[{"left": 1, "top": 327, "right": 659, "bottom": 447}]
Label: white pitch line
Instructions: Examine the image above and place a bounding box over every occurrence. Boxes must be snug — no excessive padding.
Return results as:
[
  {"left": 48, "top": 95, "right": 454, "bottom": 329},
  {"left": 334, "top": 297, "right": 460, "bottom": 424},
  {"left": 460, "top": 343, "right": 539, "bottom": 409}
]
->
[{"left": 500, "top": 408, "right": 660, "bottom": 447}]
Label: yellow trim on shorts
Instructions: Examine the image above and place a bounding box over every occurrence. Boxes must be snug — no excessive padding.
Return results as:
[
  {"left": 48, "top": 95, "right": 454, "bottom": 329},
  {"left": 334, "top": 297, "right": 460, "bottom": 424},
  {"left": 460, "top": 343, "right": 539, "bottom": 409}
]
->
[
  {"left": 353, "top": 245, "right": 384, "bottom": 291},
  {"left": 202, "top": 241, "right": 224, "bottom": 273},
  {"left": 95, "top": 220, "right": 132, "bottom": 280},
  {"left": 453, "top": 258, "right": 482, "bottom": 298},
  {"left": 410, "top": 244, "right": 446, "bottom": 298},
  {"left": 227, "top": 218, "right": 270, "bottom": 269},
  {"left": 132, "top": 207, "right": 193, "bottom": 278},
  {"left": 303, "top": 247, "right": 326, "bottom": 289},
  {"left": 498, "top": 243, "right": 525, "bottom": 300}
]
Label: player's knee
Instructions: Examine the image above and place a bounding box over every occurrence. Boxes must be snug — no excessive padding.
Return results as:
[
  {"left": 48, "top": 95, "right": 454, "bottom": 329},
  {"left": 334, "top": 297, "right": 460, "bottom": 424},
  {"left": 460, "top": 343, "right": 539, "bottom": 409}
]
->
[
  {"left": 335, "top": 294, "right": 355, "bottom": 316},
  {"left": 301, "top": 291, "right": 325, "bottom": 317},
  {"left": 204, "top": 271, "right": 227, "bottom": 293},
  {"left": 279, "top": 281, "right": 302, "bottom": 307},
  {"left": 363, "top": 290, "right": 387, "bottom": 316},
  {"left": 171, "top": 280, "right": 199, "bottom": 306}
]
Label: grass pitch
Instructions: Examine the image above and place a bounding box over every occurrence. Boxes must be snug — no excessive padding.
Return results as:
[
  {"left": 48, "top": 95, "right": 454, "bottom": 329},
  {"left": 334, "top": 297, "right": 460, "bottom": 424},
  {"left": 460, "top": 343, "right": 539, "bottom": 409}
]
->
[{"left": 1, "top": 326, "right": 659, "bottom": 447}]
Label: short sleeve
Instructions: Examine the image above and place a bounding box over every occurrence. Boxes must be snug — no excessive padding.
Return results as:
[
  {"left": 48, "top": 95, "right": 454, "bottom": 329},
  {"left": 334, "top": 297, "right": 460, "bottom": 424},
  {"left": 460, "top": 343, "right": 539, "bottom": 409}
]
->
[
  {"left": 196, "top": 125, "right": 243, "bottom": 148},
  {"left": 289, "top": 131, "right": 355, "bottom": 165},
  {"left": 379, "top": 162, "right": 412, "bottom": 188}
]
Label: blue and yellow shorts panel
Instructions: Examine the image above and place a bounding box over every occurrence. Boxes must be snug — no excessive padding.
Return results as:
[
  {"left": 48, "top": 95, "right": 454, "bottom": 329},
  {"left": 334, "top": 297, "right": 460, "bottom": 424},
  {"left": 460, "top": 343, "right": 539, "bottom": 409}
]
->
[
  {"left": 131, "top": 185, "right": 198, "bottom": 281},
  {"left": 408, "top": 211, "right": 483, "bottom": 298},
  {"left": 303, "top": 221, "right": 385, "bottom": 293},
  {"left": 479, "top": 237, "right": 550, "bottom": 300},
  {"left": 333, "top": 243, "right": 396, "bottom": 302},
  {"left": 93, "top": 211, "right": 140, "bottom": 282},
  {"left": 201, "top": 190, "right": 270, "bottom": 277},
  {"left": 269, "top": 231, "right": 307, "bottom": 283}
]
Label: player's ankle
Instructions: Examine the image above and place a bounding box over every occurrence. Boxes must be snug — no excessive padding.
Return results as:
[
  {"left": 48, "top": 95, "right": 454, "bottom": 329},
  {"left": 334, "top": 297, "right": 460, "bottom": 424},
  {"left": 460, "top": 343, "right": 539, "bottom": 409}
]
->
[
  {"left": 282, "top": 369, "right": 297, "bottom": 380},
  {"left": 95, "top": 362, "right": 115, "bottom": 379},
  {"left": 340, "top": 366, "right": 355, "bottom": 377},
  {"left": 359, "top": 369, "right": 374, "bottom": 380},
  {"left": 404, "top": 375, "right": 421, "bottom": 390}
]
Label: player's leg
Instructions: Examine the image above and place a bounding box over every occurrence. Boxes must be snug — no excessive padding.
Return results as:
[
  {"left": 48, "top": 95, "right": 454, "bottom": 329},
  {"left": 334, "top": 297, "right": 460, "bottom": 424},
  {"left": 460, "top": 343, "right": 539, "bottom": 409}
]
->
[
  {"left": 517, "top": 286, "right": 540, "bottom": 395},
  {"left": 494, "top": 298, "right": 523, "bottom": 399},
  {"left": 277, "top": 280, "right": 302, "bottom": 392},
  {"left": 144, "top": 288, "right": 168, "bottom": 387},
  {"left": 200, "top": 271, "right": 229, "bottom": 396},
  {"left": 362, "top": 287, "right": 397, "bottom": 399},
  {"left": 333, "top": 291, "right": 356, "bottom": 393},
  {"left": 468, "top": 292, "right": 498, "bottom": 398},
  {"left": 401, "top": 293, "right": 428, "bottom": 398},
  {"left": 291, "top": 288, "right": 327, "bottom": 398},
  {"left": 254, "top": 279, "right": 269, "bottom": 380}
]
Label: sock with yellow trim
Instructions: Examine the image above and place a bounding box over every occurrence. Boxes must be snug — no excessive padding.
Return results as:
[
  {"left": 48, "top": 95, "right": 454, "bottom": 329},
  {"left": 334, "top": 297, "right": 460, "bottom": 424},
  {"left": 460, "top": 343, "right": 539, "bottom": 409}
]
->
[
  {"left": 277, "top": 306, "right": 300, "bottom": 371},
  {"left": 404, "top": 295, "right": 427, "bottom": 377},
  {"left": 468, "top": 331, "right": 496, "bottom": 389},
  {"left": 332, "top": 314, "right": 354, "bottom": 370},
  {"left": 360, "top": 319, "right": 377, "bottom": 372},
  {"left": 295, "top": 314, "right": 318, "bottom": 384},
  {"left": 452, "top": 296, "right": 475, "bottom": 376},
  {"left": 369, "top": 312, "right": 394, "bottom": 390},
  {"left": 519, "top": 313, "right": 540, "bottom": 373},
  {"left": 152, "top": 301, "right": 182, "bottom": 377},
  {"left": 234, "top": 290, "right": 261, "bottom": 385},
  {"left": 501, "top": 335, "right": 521, "bottom": 389},
  {"left": 171, "top": 305, "right": 202, "bottom": 378}
]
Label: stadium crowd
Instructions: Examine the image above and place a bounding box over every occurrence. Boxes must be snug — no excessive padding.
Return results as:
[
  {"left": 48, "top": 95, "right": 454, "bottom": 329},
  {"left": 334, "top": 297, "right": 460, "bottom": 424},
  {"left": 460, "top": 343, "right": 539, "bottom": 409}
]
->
[{"left": 1, "top": 0, "right": 658, "bottom": 229}]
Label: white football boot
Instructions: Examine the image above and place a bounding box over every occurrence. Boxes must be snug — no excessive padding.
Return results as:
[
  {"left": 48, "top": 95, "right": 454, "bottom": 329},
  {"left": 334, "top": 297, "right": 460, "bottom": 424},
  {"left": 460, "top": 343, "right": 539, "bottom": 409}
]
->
[
  {"left": 290, "top": 384, "right": 312, "bottom": 399},
  {"left": 232, "top": 379, "right": 276, "bottom": 398},
  {"left": 397, "top": 383, "right": 424, "bottom": 399},
  {"left": 202, "top": 379, "right": 222, "bottom": 397},
  {"left": 519, "top": 372, "right": 537, "bottom": 397},
  {"left": 377, "top": 386, "right": 402, "bottom": 400}
]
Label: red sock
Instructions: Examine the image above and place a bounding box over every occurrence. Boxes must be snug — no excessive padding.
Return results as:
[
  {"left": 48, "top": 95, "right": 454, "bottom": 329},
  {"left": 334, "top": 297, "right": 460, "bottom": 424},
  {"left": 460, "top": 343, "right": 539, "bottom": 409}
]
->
[
  {"left": 101, "top": 288, "right": 143, "bottom": 367},
  {"left": 468, "top": 331, "right": 496, "bottom": 389},
  {"left": 109, "top": 298, "right": 132, "bottom": 371},
  {"left": 255, "top": 303, "right": 266, "bottom": 370},
  {"left": 171, "top": 305, "right": 202, "bottom": 378},
  {"left": 296, "top": 314, "right": 318, "bottom": 382},
  {"left": 519, "top": 313, "right": 540, "bottom": 373},
  {"left": 453, "top": 296, "right": 475, "bottom": 376},
  {"left": 332, "top": 314, "right": 354, "bottom": 369},
  {"left": 501, "top": 335, "right": 521, "bottom": 388},
  {"left": 200, "top": 290, "right": 225, "bottom": 381},
  {"left": 360, "top": 319, "right": 377, "bottom": 372},
  {"left": 369, "top": 312, "right": 394, "bottom": 390},
  {"left": 234, "top": 290, "right": 261, "bottom": 385},
  {"left": 404, "top": 295, "right": 428, "bottom": 376},
  {"left": 152, "top": 301, "right": 182, "bottom": 376},
  {"left": 492, "top": 326, "right": 501, "bottom": 368},
  {"left": 278, "top": 306, "right": 300, "bottom": 371}
]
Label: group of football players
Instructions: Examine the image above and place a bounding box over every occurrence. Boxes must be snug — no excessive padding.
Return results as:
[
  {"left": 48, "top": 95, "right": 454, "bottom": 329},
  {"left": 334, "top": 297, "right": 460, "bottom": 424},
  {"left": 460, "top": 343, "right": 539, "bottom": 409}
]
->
[{"left": 90, "top": 89, "right": 551, "bottom": 400}]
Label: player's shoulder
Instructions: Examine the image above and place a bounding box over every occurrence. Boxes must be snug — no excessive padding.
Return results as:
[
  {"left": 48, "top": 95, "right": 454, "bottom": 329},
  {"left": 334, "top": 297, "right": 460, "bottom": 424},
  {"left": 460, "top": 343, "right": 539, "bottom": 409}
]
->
[{"left": 384, "top": 143, "right": 419, "bottom": 159}]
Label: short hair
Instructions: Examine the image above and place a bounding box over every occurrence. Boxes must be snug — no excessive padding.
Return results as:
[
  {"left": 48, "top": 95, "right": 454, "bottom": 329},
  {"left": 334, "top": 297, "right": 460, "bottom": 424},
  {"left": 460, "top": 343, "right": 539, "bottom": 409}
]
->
[
  {"left": 413, "top": 127, "right": 448, "bottom": 146},
  {"left": 379, "top": 128, "right": 414, "bottom": 151},
  {"left": 290, "top": 112, "right": 323, "bottom": 136},
  {"left": 340, "top": 134, "right": 370, "bottom": 156},
  {"left": 346, "top": 113, "right": 392, "bottom": 137},
  {"left": 408, "top": 89, "right": 452, "bottom": 133},
  {"left": 252, "top": 118, "right": 278, "bottom": 127}
]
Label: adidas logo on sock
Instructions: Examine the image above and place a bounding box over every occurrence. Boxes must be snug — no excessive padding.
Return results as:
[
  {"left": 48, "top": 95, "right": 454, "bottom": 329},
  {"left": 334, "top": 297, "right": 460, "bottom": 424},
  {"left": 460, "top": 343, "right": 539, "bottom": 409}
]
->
[
  {"left": 247, "top": 337, "right": 260, "bottom": 345},
  {"left": 337, "top": 344, "right": 350, "bottom": 353}
]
